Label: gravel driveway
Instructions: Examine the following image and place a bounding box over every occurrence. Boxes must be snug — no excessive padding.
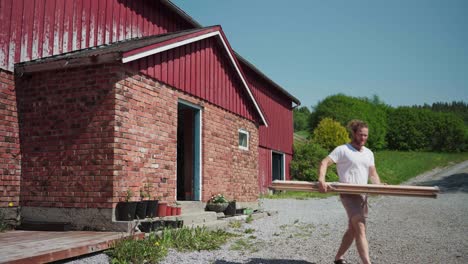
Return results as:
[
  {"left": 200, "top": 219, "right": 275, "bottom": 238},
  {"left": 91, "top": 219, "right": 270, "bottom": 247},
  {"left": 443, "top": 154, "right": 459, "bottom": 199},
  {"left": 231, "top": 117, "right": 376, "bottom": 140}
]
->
[{"left": 65, "top": 161, "right": 468, "bottom": 264}]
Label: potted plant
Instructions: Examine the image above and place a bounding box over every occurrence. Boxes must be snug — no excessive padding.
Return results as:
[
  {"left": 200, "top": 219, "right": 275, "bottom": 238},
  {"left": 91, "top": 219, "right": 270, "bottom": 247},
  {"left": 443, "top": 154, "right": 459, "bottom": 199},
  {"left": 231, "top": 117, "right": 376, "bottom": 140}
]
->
[
  {"left": 157, "top": 199, "right": 167, "bottom": 217},
  {"left": 225, "top": 199, "right": 237, "bottom": 216},
  {"left": 116, "top": 189, "right": 137, "bottom": 221},
  {"left": 206, "top": 193, "right": 229, "bottom": 213},
  {"left": 175, "top": 202, "right": 182, "bottom": 215},
  {"left": 145, "top": 184, "right": 159, "bottom": 218},
  {"left": 135, "top": 188, "right": 150, "bottom": 219}
]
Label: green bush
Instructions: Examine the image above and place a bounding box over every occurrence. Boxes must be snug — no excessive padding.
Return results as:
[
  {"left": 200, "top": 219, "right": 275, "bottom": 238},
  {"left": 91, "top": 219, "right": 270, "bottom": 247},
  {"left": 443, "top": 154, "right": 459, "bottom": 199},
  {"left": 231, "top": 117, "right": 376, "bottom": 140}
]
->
[
  {"left": 291, "top": 142, "right": 338, "bottom": 182},
  {"left": 386, "top": 107, "right": 434, "bottom": 151},
  {"left": 311, "top": 118, "right": 350, "bottom": 151},
  {"left": 310, "top": 94, "right": 388, "bottom": 150},
  {"left": 387, "top": 107, "right": 466, "bottom": 152},
  {"left": 431, "top": 112, "right": 466, "bottom": 152}
]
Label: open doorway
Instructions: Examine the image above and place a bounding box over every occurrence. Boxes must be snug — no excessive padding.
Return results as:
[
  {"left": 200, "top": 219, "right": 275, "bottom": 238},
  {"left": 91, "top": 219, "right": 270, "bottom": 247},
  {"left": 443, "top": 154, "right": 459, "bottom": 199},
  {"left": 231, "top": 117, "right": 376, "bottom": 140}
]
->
[
  {"left": 177, "top": 101, "right": 201, "bottom": 201},
  {"left": 272, "top": 151, "right": 284, "bottom": 181}
]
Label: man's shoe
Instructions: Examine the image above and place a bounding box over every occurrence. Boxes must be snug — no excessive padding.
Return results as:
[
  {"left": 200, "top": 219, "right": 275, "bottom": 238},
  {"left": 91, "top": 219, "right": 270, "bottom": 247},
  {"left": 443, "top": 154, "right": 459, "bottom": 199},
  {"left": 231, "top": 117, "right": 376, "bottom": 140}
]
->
[{"left": 334, "top": 260, "right": 349, "bottom": 264}]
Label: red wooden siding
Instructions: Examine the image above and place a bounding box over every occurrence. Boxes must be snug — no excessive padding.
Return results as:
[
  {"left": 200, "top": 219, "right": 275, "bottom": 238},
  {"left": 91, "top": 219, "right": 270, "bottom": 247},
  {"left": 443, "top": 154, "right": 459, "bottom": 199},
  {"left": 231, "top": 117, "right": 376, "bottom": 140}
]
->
[
  {"left": 0, "top": 0, "right": 193, "bottom": 71},
  {"left": 258, "top": 147, "right": 293, "bottom": 193},
  {"left": 128, "top": 37, "right": 259, "bottom": 123},
  {"left": 244, "top": 65, "right": 294, "bottom": 155},
  {"left": 258, "top": 147, "right": 272, "bottom": 194}
]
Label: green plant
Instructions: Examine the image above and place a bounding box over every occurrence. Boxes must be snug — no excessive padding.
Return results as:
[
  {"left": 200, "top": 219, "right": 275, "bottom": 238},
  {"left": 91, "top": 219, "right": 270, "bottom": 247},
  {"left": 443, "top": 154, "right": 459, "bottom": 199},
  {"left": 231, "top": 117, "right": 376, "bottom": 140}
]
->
[
  {"left": 311, "top": 117, "right": 350, "bottom": 151},
  {"left": 228, "top": 220, "right": 242, "bottom": 229},
  {"left": 290, "top": 142, "right": 338, "bottom": 182},
  {"left": 245, "top": 215, "right": 253, "bottom": 223},
  {"left": 160, "top": 227, "right": 237, "bottom": 251},
  {"left": 208, "top": 193, "right": 229, "bottom": 204},
  {"left": 106, "top": 233, "right": 167, "bottom": 264},
  {"left": 125, "top": 189, "right": 133, "bottom": 202},
  {"left": 244, "top": 228, "right": 255, "bottom": 234}
]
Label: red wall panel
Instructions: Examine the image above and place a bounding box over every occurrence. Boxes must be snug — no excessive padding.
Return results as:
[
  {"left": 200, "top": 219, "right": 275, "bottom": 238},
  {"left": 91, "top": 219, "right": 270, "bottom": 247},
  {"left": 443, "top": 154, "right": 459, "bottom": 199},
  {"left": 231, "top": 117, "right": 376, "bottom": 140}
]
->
[
  {"left": 0, "top": 0, "right": 193, "bottom": 71},
  {"left": 243, "top": 64, "right": 294, "bottom": 155},
  {"left": 128, "top": 37, "right": 259, "bottom": 123}
]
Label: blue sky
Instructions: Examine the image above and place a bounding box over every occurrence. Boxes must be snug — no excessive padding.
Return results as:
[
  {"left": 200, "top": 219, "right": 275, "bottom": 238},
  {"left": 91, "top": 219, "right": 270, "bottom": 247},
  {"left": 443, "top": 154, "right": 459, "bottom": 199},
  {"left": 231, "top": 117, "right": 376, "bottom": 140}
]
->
[{"left": 172, "top": 0, "right": 468, "bottom": 109}]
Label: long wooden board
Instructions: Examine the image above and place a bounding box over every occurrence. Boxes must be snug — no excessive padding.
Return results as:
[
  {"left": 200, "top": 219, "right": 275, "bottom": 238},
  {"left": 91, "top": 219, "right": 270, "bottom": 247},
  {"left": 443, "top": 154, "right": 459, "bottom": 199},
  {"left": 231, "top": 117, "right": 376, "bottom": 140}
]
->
[{"left": 270, "top": 180, "right": 439, "bottom": 198}]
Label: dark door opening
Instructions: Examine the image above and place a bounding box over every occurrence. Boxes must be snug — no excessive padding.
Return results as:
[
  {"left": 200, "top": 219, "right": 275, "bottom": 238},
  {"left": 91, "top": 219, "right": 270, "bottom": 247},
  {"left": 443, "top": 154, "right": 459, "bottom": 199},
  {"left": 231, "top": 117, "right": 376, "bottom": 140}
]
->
[
  {"left": 177, "top": 102, "right": 201, "bottom": 201},
  {"left": 272, "top": 152, "right": 284, "bottom": 181}
]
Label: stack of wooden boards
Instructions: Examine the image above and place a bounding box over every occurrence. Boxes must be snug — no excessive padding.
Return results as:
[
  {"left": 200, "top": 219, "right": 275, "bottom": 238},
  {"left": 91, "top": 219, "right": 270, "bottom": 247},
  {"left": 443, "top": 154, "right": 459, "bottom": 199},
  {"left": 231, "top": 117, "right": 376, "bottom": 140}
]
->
[{"left": 270, "top": 180, "right": 439, "bottom": 198}]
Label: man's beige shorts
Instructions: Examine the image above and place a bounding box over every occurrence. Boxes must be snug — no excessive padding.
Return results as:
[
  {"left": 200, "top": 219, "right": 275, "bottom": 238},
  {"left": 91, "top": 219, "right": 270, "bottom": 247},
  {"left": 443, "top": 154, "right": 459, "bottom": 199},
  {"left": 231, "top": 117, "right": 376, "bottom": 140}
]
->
[{"left": 340, "top": 194, "right": 368, "bottom": 224}]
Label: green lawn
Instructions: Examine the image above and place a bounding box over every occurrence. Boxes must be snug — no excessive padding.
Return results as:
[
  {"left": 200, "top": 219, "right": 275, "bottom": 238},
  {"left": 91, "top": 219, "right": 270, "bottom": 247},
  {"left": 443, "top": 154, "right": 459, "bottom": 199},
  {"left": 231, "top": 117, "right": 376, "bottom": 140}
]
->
[
  {"left": 263, "top": 150, "right": 467, "bottom": 199},
  {"left": 375, "top": 151, "right": 468, "bottom": 185}
]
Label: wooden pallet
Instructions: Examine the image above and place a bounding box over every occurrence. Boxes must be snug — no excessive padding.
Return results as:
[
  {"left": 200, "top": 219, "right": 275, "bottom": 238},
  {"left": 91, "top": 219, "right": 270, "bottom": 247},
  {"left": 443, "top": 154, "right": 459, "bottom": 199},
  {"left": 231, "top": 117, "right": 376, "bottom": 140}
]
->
[{"left": 270, "top": 180, "right": 439, "bottom": 198}]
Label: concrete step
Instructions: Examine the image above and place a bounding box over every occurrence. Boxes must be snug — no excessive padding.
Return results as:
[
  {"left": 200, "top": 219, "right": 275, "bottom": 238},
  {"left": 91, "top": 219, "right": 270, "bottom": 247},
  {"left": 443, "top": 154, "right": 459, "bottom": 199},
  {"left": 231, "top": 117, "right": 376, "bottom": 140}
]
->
[
  {"left": 185, "top": 219, "right": 229, "bottom": 231},
  {"left": 164, "top": 211, "right": 218, "bottom": 225},
  {"left": 176, "top": 201, "right": 206, "bottom": 214}
]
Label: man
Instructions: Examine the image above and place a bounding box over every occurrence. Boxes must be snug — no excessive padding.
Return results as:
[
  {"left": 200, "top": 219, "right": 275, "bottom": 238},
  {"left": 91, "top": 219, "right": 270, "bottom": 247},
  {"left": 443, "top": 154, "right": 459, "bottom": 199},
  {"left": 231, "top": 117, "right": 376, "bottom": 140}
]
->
[{"left": 318, "top": 120, "right": 383, "bottom": 264}]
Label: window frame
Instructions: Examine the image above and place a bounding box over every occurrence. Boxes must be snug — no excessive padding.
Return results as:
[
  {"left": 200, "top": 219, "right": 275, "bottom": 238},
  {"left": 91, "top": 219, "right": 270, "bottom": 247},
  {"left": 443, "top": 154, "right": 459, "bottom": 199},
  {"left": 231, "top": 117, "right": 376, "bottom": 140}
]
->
[{"left": 238, "top": 129, "right": 249, "bottom": 151}]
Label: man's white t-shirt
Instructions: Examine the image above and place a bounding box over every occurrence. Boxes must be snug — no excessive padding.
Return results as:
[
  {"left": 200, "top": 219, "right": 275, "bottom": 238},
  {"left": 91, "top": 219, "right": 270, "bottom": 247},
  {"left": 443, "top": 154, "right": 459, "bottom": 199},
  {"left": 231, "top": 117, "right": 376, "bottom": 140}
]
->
[{"left": 328, "top": 143, "right": 375, "bottom": 185}]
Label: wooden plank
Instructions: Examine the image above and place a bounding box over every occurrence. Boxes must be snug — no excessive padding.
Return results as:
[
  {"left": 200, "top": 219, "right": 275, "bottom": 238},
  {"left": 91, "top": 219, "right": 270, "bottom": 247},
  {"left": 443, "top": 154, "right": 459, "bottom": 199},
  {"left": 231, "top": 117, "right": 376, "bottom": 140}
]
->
[
  {"left": 270, "top": 180, "right": 439, "bottom": 198},
  {"left": 0, "top": 231, "right": 144, "bottom": 264}
]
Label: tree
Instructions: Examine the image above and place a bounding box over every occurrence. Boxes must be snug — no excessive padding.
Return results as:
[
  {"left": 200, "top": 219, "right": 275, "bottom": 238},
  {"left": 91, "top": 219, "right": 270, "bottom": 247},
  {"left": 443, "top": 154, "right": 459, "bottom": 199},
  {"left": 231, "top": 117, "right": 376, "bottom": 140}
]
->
[
  {"left": 293, "top": 106, "right": 311, "bottom": 132},
  {"left": 311, "top": 118, "right": 350, "bottom": 151},
  {"left": 309, "top": 94, "right": 388, "bottom": 150}
]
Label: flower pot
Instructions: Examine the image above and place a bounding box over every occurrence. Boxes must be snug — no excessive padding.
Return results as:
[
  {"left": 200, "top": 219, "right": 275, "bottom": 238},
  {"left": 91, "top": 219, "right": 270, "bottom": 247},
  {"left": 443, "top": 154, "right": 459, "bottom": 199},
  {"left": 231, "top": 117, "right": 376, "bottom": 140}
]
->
[
  {"left": 146, "top": 200, "right": 159, "bottom": 218},
  {"left": 225, "top": 201, "right": 236, "bottom": 216},
  {"left": 138, "top": 222, "right": 153, "bottom": 233},
  {"left": 116, "top": 202, "right": 138, "bottom": 221},
  {"left": 166, "top": 206, "right": 172, "bottom": 216},
  {"left": 171, "top": 206, "right": 177, "bottom": 216},
  {"left": 206, "top": 203, "right": 229, "bottom": 213},
  {"left": 157, "top": 202, "right": 167, "bottom": 217},
  {"left": 176, "top": 207, "right": 182, "bottom": 215},
  {"left": 135, "top": 201, "right": 149, "bottom": 219}
]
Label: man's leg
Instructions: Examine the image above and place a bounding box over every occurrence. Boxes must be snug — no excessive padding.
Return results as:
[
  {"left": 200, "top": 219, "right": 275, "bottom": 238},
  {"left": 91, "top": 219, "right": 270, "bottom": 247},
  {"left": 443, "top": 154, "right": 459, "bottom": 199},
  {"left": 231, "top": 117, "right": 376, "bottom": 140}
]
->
[
  {"left": 334, "top": 224, "right": 355, "bottom": 261},
  {"left": 351, "top": 215, "right": 371, "bottom": 264}
]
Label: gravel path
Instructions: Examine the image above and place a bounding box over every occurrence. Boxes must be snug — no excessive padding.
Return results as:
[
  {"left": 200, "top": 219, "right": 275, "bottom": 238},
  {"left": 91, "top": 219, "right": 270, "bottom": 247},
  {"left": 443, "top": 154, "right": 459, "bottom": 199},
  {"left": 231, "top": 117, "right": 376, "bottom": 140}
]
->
[{"left": 64, "top": 161, "right": 468, "bottom": 264}]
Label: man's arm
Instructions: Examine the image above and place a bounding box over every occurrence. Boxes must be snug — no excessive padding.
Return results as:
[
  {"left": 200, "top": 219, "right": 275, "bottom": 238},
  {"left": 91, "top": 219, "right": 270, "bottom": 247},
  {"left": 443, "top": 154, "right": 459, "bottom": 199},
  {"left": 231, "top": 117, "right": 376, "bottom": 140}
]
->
[
  {"left": 318, "top": 156, "right": 335, "bottom": 192},
  {"left": 369, "top": 166, "right": 382, "bottom": 184}
]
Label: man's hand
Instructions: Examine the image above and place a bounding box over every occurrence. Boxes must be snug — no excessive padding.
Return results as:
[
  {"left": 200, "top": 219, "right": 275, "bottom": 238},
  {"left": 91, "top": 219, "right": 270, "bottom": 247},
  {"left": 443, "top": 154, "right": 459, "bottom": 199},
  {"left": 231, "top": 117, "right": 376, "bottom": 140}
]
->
[{"left": 318, "top": 181, "right": 330, "bottom": 193}]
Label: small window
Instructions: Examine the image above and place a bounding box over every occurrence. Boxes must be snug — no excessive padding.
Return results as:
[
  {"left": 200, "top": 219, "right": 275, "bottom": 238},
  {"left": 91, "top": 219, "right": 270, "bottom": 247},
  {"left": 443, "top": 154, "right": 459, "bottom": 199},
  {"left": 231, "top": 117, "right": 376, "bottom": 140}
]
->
[{"left": 238, "top": 129, "right": 249, "bottom": 150}]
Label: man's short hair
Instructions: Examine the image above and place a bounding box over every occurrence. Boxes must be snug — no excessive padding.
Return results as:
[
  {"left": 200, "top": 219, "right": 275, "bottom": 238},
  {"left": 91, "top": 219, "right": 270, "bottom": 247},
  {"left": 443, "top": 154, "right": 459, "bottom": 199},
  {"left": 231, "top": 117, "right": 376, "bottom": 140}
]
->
[{"left": 347, "top": 119, "right": 368, "bottom": 135}]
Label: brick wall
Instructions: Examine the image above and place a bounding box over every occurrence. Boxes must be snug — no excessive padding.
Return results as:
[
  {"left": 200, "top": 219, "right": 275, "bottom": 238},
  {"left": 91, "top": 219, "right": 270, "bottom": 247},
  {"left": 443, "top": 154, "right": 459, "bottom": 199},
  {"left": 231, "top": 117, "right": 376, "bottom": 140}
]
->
[
  {"left": 16, "top": 64, "right": 119, "bottom": 208},
  {"left": 116, "top": 69, "right": 259, "bottom": 204},
  {"left": 0, "top": 69, "right": 21, "bottom": 208},
  {"left": 15, "top": 62, "right": 259, "bottom": 210}
]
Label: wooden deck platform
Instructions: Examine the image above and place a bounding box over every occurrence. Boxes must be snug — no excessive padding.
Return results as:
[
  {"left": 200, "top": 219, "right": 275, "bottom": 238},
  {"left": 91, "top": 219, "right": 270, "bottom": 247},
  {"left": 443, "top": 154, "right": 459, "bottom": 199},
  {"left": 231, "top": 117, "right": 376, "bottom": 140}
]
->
[{"left": 0, "top": 230, "right": 144, "bottom": 264}]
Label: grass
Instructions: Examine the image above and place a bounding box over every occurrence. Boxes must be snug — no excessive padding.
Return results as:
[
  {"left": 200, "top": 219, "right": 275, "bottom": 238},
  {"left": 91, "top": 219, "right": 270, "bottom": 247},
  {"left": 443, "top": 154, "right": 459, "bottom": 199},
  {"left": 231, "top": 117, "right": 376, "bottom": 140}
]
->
[
  {"left": 375, "top": 151, "right": 468, "bottom": 184},
  {"left": 295, "top": 130, "right": 311, "bottom": 139},
  {"left": 230, "top": 238, "right": 263, "bottom": 253},
  {"left": 107, "top": 227, "right": 238, "bottom": 263}
]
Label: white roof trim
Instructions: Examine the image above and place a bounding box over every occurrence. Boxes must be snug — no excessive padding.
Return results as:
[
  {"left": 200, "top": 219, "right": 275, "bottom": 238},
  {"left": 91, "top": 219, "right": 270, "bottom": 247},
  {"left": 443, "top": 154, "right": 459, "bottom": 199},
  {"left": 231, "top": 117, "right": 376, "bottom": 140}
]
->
[{"left": 122, "top": 31, "right": 268, "bottom": 127}]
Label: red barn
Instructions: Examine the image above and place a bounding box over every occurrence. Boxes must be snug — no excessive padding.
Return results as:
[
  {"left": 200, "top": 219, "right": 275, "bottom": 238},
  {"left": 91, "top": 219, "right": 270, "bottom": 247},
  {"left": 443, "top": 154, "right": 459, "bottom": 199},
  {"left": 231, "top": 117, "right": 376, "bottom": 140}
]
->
[{"left": 0, "top": 0, "right": 300, "bottom": 230}]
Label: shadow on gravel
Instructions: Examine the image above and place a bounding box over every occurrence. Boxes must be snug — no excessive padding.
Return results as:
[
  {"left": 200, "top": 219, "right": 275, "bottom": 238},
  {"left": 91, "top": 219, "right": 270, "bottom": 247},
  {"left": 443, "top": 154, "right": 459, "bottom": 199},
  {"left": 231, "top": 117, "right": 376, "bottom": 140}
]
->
[
  {"left": 415, "top": 173, "right": 468, "bottom": 193},
  {"left": 214, "top": 259, "right": 316, "bottom": 264}
]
